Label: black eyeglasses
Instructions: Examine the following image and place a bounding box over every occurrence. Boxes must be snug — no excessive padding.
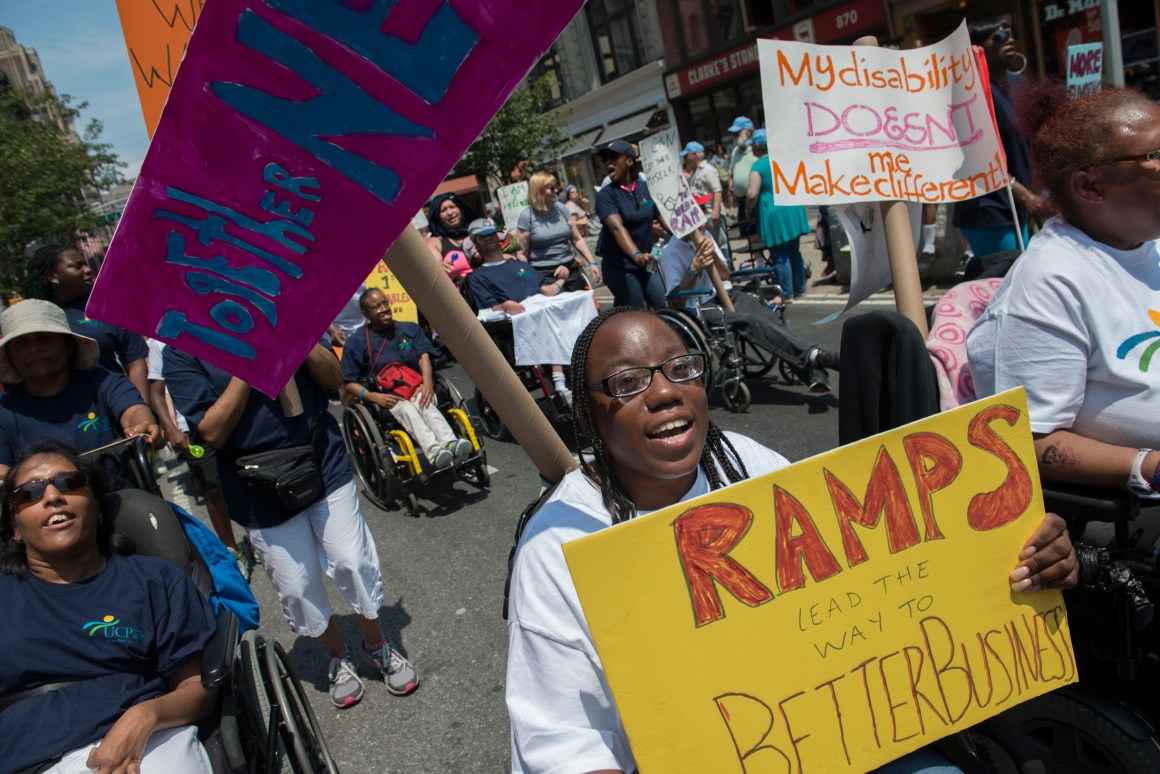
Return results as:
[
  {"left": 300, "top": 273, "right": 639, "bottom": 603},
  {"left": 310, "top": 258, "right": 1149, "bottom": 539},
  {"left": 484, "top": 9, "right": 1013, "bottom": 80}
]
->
[
  {"left": 587, "top": 354, "right": 706, "bottom": 398},
  {"left": 1098, "top": 149, "right": 1160, "bottom": 167},
  {"left": 990, "top": 29, "right": 1014, "bottom": 45},
  {"left": 10, "top": 471, "right": 89, "bottom": 507}
]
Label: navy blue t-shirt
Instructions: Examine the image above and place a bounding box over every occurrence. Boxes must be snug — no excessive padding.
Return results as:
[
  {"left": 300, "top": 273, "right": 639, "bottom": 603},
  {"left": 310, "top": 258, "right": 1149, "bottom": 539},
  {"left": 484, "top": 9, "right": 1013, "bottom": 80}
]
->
[
  {"left": 340, "top": 322, "right": 438, "bottom": 384},
  {"left": 953, "top": 75, "right": 1031, "bottom": 230},
  {"left": 0, "top": 368, "right": 146, "bottom": 466},
  {"left": 595, "top": 178, "right": 658, "bottom": 271},
  {"left": 61, "top": 299, "right": 149, "bottom": 375},
  {"left": 466, "top": 260, "right": 551, "bottom": 310},
  {"left": 0, "top": 553, "right": 215, "bottom": 771},
  {"left": 162, "top": 347, "right": 352, "bottom": 529}
]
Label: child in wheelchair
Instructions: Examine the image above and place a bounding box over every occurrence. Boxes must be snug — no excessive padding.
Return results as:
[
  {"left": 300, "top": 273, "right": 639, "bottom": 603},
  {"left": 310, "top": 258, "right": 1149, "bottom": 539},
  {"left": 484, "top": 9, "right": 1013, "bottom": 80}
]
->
[{"left": 341, "top": 288, "right": 472, "bottom": 470}]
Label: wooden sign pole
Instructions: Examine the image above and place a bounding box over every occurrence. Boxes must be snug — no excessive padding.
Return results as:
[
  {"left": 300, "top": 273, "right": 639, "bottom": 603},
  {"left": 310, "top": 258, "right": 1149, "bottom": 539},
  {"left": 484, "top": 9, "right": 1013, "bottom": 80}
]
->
[
  {"left": 383, "top": 227, "right": 576, "bottom": 484},
  {"left": 854, "top": 35, "right": 929, "bottom": 340}
]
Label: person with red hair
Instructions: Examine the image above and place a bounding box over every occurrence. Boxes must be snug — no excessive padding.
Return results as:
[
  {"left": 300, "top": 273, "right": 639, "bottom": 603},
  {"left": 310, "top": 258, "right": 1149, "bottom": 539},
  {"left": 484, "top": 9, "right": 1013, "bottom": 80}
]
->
[{"left": 969, "top": 81, "right": 1160, "bottom": 502}]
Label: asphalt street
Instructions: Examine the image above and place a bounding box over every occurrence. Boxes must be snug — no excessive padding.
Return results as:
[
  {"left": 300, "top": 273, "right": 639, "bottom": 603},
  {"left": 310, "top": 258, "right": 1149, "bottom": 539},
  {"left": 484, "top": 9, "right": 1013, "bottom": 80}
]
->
[{"left": 163, "top": 297, "right": 897, "bottom": 773}]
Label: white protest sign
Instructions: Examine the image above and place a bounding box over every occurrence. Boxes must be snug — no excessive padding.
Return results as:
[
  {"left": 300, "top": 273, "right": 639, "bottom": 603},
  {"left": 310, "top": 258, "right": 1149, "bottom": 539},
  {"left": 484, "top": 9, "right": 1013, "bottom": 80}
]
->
[
  {"left": 816, "top": 201, "right": 923, "bottom": 325},
  {"left": 411, "top": 208, "right": 429, "bottom": 232},
  {"left": 497, "top": 182, "right": 529, "bottom": 232},
  {"left": 640, "top": 129, "right": 706, "bottom": 238},
  {"left": 1066, "top": 43, "right": 1103, "bottom": 98},
  {"left": 758, "top": 21, "right": 1005, "bottom": 206}
]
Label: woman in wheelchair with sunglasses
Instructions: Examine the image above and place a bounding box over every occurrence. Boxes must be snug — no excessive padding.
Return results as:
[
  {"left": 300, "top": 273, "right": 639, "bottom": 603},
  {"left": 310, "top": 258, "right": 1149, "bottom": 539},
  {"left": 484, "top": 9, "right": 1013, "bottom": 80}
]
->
[
  {"left": 0, "top": 440, "right": 216, "bottom": 774},
  {"left": 506, "top": 308, "right": 1079, "bottom": 774}
]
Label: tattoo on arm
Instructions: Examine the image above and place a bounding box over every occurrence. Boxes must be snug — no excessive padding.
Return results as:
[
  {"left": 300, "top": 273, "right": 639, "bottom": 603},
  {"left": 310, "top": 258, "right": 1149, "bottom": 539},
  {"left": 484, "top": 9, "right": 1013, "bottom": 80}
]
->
[{"left": 1041, "top": 444, "right": 1078, "bottom": 468}]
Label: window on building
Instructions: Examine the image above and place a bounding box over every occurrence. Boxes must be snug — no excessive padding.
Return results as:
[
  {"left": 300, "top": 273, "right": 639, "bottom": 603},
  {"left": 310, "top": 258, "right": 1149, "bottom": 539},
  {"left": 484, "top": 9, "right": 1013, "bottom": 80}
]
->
[
  {"left": 672, "top": 0, "right": 753, "bottom": 60},
  {"left": 587, "top": 0, "right": 644, "bottom": 83},
  {"left": 529, "top": 47, "right": 566, "bottom": 108}
]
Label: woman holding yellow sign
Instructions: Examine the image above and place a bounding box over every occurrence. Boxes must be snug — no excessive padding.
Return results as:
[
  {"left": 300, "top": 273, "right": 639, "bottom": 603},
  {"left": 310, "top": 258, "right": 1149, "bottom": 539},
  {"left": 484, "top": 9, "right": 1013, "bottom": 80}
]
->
[{"left": 506, "top": 307, "right": 1078, "bottom": 774}]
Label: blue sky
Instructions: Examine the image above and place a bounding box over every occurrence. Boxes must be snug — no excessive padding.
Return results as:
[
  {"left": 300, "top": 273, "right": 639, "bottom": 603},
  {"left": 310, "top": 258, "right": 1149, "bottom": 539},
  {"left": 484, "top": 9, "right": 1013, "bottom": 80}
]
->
[{"left": 3, "top": 0, "right": 150, "bottom": 177}]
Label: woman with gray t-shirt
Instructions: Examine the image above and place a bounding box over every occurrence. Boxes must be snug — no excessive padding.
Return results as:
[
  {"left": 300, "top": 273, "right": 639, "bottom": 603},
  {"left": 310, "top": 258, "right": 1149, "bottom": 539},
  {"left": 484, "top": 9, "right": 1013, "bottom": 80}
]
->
[{"left": 517, "top": 172, "right": 600, "bottom": 292}]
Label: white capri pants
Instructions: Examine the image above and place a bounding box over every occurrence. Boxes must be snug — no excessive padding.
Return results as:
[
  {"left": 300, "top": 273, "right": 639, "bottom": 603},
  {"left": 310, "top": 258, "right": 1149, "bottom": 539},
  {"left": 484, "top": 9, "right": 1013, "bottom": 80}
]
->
[
  {"left": 249, "top": 478, "right": 384, "bottom": 637},
  {"left": 48, "top": 725, "right": 210, "bottom": 774}
]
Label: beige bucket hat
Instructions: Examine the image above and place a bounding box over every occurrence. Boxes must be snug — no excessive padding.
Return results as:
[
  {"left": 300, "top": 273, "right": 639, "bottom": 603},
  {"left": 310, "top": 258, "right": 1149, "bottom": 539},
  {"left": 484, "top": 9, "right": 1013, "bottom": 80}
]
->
[{"left": 0, "top": 299, "right": 100, "bottom": 383}]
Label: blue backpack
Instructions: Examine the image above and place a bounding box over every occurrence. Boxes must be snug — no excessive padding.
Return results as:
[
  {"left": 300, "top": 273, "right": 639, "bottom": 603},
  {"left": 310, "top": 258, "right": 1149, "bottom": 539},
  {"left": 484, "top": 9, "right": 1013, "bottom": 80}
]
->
[{"left": 171, "top": 501, "right": 261, "bottom": 632}]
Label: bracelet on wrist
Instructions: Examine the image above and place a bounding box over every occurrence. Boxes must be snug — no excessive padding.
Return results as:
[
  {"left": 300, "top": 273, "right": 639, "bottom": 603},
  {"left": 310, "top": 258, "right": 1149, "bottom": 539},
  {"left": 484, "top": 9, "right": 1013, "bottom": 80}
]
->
[
  {"left": 359, "top": 387, "right": 367, "bottom": 400},
  {"left": 1153, "top": 457, "right": 1160, "bottom": 491}
]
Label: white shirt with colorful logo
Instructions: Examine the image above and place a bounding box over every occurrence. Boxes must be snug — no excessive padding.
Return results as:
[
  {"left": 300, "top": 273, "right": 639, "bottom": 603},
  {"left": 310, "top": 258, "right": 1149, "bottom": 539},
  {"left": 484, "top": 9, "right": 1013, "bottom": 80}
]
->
[{"left": 968, "top": 217, "right": 1160, "bottom": 448}]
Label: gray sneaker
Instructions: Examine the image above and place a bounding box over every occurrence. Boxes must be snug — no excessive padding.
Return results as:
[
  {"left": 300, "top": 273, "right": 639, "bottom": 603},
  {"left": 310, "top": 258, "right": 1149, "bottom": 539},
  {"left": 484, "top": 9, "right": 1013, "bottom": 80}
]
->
[
  {"left": 365, "top": 639, "right": 420, "bottom": 696},
  {"left": 453, "top": 438, "right": 474, "bottom": 463},
  {"left": 431, "top": 445, "right": 454, "bottom": 470},
  {"left": 327, "top": 650, "right": 365, "bottom": 709}
]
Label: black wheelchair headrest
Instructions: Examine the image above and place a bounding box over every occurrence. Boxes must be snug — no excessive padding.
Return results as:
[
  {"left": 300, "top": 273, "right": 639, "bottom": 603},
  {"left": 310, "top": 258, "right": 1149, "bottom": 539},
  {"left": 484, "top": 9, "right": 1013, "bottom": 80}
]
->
[{"left": 100, "top": 488, "right": 214, "bottom": 600}]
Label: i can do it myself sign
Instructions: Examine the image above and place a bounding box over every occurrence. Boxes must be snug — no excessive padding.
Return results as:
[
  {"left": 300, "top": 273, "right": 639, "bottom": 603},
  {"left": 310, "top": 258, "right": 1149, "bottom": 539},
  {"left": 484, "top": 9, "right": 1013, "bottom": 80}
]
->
[
  {"left": 90, "top": 0, "right": 584, "bottom": 397},
  {"left": 758, "top": 21, "right": 1005, "bottom": 206}
]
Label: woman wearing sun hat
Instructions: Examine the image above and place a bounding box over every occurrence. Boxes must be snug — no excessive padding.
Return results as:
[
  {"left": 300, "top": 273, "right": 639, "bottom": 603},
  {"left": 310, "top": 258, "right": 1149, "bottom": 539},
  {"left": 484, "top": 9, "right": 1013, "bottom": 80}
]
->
[{"left": 0, "top": 299, "right": 162, "bottom": 479}]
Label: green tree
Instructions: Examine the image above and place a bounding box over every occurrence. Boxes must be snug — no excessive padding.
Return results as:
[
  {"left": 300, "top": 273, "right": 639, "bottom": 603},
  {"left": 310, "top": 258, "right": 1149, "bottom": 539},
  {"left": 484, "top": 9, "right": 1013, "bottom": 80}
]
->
[
  {"left": 453, "top": 75, "right": 569, "bottom": 188},
  {"left": 0, "top": 85, "right": 123, "bottom": 292}
]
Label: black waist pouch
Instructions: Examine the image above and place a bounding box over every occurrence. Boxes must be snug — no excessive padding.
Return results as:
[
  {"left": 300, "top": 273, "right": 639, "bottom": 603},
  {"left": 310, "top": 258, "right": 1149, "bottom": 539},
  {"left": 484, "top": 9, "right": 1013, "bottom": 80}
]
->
[{"left": 230, "top": 421, "right": 326, "bottom": 512}]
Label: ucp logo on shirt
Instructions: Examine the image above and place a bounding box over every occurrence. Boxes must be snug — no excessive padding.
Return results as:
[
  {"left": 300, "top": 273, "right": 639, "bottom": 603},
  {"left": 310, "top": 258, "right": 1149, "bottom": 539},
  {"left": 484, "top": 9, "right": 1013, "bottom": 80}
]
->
[
  {"left": 83, "top": 614, "right": 144, "bottom": 644},
  {"left": 74, "top": 316, "right": 105, "bottom": 328},
  {"left": 399, "top": 337, "right": 413, "bottom": 351},
  {"left": 77, "top": 412, "right": 110, "bottom": 433}
]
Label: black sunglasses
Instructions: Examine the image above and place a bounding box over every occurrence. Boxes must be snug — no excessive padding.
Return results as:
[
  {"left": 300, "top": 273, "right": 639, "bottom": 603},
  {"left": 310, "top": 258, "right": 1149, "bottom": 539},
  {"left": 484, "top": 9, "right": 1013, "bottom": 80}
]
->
[
  {"left": 990, "top": 29, "right": 1014, "bottom": 45},
  {"left": 10, "top": 471, "right": 89, "bottom": 507}
]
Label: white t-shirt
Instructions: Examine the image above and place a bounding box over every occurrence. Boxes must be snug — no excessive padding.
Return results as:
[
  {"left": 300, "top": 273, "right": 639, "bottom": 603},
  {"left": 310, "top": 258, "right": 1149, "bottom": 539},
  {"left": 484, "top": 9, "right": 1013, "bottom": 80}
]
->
[
  {"left": 506, "top": 432, "right": 789, "bottom": 774},
  {"left": 967, "top": 217, "right": 1160, "bottom": 447}
]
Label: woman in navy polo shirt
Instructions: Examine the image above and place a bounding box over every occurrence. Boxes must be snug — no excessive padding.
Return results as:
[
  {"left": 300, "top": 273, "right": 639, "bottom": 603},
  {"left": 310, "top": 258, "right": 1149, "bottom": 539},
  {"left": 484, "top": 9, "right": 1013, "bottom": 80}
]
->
[
  {"left": 594, "top": 140, "right": 667, "bottom": 309},
  {"left": 0, "top": 300, "right": 162, "bottom": 480},
  {"left": 24, "top": 244, "right": 150, "bottom": 398}
]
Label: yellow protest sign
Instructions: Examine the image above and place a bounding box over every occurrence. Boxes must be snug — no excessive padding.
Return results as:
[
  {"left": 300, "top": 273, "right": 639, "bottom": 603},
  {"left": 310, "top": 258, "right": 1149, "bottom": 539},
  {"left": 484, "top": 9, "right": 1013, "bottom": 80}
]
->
[
  {"left": 364, "top": 261, "right": 418, "bottom": 324},
  {"left": 564, "top": 389, "right": 1076, "bottom": 773}
]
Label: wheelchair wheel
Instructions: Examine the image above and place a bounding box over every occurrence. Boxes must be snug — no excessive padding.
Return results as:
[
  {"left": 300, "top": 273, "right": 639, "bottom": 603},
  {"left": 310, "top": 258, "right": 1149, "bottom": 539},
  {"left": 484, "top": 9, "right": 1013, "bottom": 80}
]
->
[
  {"left": 341, "top": 403, "right": 397, "bottom": 511},
  {"left": 238, "top": 631, "right": 292, "bottom": 774},
  {"left": 721, "top": 377, "right": 751, "bottom": 413},
  {"left": 460, "top": 451, "right": 490, "bottom": 488},
  {"left": 473, "top": 388, "right": 511, "bottom": 441},
  {"left": 265, "top": 638, "right": 340, "bottom": 773},
  {"left": 658, "top": 309, "right": 716, "bottom": 387},
  {"left": 778, "top": 358, "right": 801, "bottom": 385},
  {"left": 736, "top": 336, "right": 776, "bottom": 379},
  {"left": 403, "top": 489, "right": 420, "bottom": 518},
  {"left": 1002, "top": 691, "right": 1160, "bottom": 773}
]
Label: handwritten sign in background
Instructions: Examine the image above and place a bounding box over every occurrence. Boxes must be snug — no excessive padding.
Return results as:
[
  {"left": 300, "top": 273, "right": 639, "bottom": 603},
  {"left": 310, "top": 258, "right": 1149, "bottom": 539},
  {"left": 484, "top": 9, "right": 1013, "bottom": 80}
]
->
[
  {"left": 364, "top": 261, "right": 417, "bottom": 324},
  {"left": 565, "top": 389, "right": 1076, "bottom": 772},
  {"left": 640, "top": 129, "right": 706, "bottom": 238},
  {"left": 91, "top": 0, "right": 585, "bottom": 396},
  {"left": 496, "top": 181, "right": 529, "bottom": 233},
  {"left": 759, "top": 22, "right": 1005, "bottom": 206},
  {"left": 1066, "top": 43, "right": 1103, "bottom": 99},
  {"left": 114, "top": 0, "right": 205, "bottom": 137}
]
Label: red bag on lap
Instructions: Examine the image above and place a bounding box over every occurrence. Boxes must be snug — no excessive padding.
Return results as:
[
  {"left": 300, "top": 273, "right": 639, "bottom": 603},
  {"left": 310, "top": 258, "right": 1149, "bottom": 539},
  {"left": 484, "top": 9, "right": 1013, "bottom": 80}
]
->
[{"left": 376, "top": 362, "right": 424, "bottom": 400}]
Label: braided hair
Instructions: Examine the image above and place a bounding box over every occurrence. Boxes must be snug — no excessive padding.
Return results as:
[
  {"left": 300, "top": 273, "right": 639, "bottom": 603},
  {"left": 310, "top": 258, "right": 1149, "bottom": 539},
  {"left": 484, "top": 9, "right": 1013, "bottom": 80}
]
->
[
  {"left": 570, "top": 307, "right": 749, "bottom": 524},
  {"left": 23, "top": 243, "right": 72, "bottom": 301}
]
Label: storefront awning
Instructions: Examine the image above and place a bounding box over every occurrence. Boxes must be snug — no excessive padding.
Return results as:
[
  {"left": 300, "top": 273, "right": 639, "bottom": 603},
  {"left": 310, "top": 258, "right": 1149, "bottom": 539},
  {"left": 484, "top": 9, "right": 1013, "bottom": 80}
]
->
[
  {"left": 432, "top": 174, "right": 479, "bottom": 198},
  {"left": 599, "top": 109, "right": 665, "bottom": 144},
  {"left": 560, "top": 127, "right": 604, "bottom": 158}
]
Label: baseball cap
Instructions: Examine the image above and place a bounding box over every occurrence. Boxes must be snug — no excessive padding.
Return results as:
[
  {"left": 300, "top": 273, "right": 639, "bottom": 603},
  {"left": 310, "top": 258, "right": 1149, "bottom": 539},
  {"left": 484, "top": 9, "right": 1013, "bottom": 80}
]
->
[
  {"left": 599, "top": 139, "right": 637, "bottom": 159},
  {"left": 679, "top": 141, "right": 705, "bottom": 157},
  {"left": 468, "top": 218, "right": 499, "bottom": 237},
  {"left": 751, "top": 128, "right": 768, "bottom": 146},
  {"left": 728, "top": 116, "right": 755, "bottom": 132}
]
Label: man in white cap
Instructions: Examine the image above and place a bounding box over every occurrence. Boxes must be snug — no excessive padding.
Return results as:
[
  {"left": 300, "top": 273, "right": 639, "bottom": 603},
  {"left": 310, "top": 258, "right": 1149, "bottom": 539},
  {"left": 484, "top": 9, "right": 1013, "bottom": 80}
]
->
[{"left": 0, "top": 300, "right": 163, "bottom": 477}]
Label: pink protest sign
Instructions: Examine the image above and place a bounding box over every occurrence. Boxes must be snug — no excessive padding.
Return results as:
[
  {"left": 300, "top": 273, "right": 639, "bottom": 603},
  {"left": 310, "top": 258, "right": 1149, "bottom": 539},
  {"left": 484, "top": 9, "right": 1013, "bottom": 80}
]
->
[{"left": 89, "top": 0, "right": 584, "bottom": 396}]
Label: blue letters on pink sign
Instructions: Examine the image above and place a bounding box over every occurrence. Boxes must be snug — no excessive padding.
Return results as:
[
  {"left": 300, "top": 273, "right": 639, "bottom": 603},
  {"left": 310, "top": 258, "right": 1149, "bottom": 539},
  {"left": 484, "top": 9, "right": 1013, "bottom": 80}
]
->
[
  {"left": 211, "top": 10, "right": 435, "bottom": 205},
  {"left": 263, "top": 0, "right": 479, "bottom": 104}
]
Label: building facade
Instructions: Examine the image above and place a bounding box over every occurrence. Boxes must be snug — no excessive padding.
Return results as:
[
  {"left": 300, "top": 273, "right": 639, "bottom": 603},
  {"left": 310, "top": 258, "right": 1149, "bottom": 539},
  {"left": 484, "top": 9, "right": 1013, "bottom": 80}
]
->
[{"left": 0, "top": 26, "right": 71, "bottom": 131}]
